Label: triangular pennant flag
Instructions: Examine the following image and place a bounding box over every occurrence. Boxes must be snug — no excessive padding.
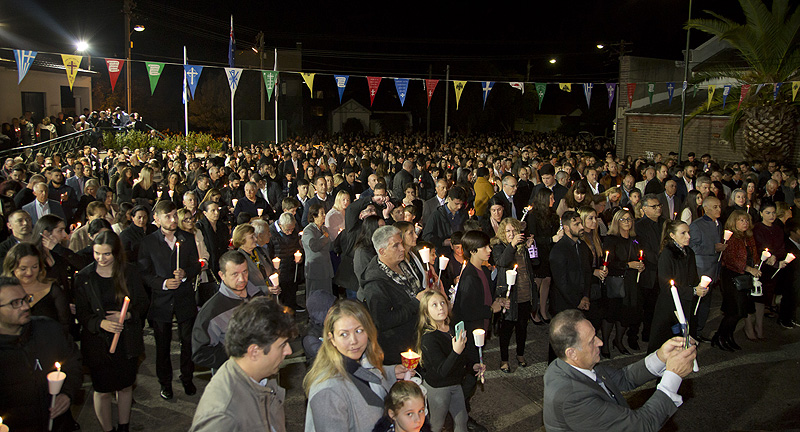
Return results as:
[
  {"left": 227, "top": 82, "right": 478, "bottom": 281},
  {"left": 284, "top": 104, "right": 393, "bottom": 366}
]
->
[
  {"left": 682, "top": 81, "right": 688, "bottom": 96},
  {"left": 647, "top": 82, "right": 655, "bottom": 105},
  {"left": 773, "top": 82, "right": 782, "bottom": 101},
  {"left": 334, "top": 75, "right": 349, "bottom": 103},
  {"left": 559, "top": 83, "right": 572, "bottom": 92},
  {"left": 105, "top": 59, "right": 123, "bottom": 92},
  {"left": 583, "top": 83, "right": 593, "bottom": 108},
  {"left": 739, "top": 84, "right": 751, "bottom": 110},
  {"left": 481, "top": 81, "right": 494, "bottom": 108},
  {"left": 535, "top": 83, "right": 547, "bottom": 110},
  {"left": 367, "top": 77, "right": 382, "bottom": 106},
  {"left": 509, "top": 82, "right": 524, "bottom": 94},
  {"left": 666, "top": 82, "right": 675, "bottom": 105},
  {"left": 425, "top": 79, "right": 439, "bottom": 107},
  {"left": 755, "top": 83, "right": 765, "bottom": 95},
  {"left": 145, "top": 62, "right": 165, "bottom": 95},
  {"left": 722, "top": 85, "right": 731, "bottom": 108},
  {"left": 262, "top": 71, "right": 278, "bottom": 101},
  {"left": 224, "top": 67, "right": 243, "bottom": 96},
  {"left": 707, "top": 85, "right": 716, "bottom": 109},
  {"left": 394, "top": 78, "right": 409, "bottom": 106},
  {"left": 605, "top": 83, "right": 616, "bottom": 109},
  {"left": 693, "top": 84, "right": 699, "bottom": 98},
  {"left": 14, "top": 50, "right": 37, "bottom": 84},
  {"left": 627, "top": 83, "right": 637, "bottom": 107},
  {"left": 184, "top": 65, "right": 204, "bottom": 99},
  {"left": 792, "top": 82, "right": 800, "bottom": 101},
  {"left": 454, "top": 81, "right": 467, "bottom": 110},
  {"left": 61, "top": 54, "right": 82, "bottom": 90},
  {"left": 301, "top": 73, "right": 315, "bottom": 92}
]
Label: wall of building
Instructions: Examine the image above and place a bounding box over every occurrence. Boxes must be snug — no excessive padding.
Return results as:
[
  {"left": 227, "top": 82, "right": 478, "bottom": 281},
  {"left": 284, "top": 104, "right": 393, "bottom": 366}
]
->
[{"left": 0, "top": 67, "right": 92, "bottom": 123}]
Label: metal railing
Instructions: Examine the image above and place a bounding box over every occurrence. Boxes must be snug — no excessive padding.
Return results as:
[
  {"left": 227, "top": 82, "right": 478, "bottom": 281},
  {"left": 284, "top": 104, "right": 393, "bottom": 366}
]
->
[{"left": 0, "top": 129, "right": 92, "bottom": 163}]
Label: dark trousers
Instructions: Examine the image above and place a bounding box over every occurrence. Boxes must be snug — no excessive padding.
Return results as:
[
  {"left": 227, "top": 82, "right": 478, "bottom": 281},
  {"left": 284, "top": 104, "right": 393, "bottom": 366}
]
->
[
  {"left": 778, "top": 280, "right": 797, "bottom": 325},
  {"left": 152, "top": 317, "right": 195, "bottom": 386},
  {"left": 499, "top": 301, "right": 532, "bottom": 362},
  {"left": 640, "top": 285, "right": 659, "bottom": 341}
]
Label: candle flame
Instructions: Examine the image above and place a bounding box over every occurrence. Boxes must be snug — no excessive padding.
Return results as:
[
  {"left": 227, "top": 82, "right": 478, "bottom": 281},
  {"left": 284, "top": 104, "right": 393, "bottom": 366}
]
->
[
  {"left": 55, "top": 362, "right": 61, "bottom": 372},
  {"left": 670, "top": 280, "right": 675, "bottom": 286},
  {"left": 513, "top": 264, "right": 518, "bottom": 270}
]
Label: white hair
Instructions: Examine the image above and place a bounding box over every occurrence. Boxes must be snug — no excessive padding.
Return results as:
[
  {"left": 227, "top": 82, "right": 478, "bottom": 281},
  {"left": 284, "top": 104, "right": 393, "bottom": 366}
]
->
[{"left": 372, "top": 225, "right": 400, "bottom": 254}]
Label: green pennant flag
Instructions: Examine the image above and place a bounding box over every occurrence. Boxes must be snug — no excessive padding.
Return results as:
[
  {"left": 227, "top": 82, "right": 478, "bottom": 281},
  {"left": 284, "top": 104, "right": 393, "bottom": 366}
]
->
[
  {"left": 647, "top": 82, "right": 655, "bottom": 105},
  {"left": 693, "top": 84, "right": 698, "bottom": 98},
  {"left": 262, "top": 71, "right": 279, "bottom": 101},
  {"left": 535, "top": 82, "right": 547, "bottom": 109},
  {"left": 145, "top": 62, "right": 165, "bottom": 95}
]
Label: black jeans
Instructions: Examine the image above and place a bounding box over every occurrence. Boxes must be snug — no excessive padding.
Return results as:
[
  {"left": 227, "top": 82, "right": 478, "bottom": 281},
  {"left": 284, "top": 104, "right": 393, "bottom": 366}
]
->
[
  {"left": 152, "top": 317, "right": 195, "bottom": 386},
  {"left": 499, "top": 301, "right": 532, "bottom": 362}
]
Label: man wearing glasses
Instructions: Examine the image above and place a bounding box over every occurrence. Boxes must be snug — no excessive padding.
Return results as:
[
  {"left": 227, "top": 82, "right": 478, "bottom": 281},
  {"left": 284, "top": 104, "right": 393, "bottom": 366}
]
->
[
  {"left": 0, "top": 276, "right": 82, "bottom": 431},
  {"left": 635, "top": 195, "right": 668, "bottom": 346}
]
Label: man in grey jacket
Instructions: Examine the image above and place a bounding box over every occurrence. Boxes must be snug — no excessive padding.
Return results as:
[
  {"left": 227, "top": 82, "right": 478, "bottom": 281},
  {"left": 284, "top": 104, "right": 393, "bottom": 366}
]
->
[
  {"left": 689, "top": 196, "right": 726, "bottom": 340},
  {"left": 544, "top": 310, "right": 697, "bottom": 432},
  {"left": 190, "top": 297, "right": 297, "bottom": 432}
]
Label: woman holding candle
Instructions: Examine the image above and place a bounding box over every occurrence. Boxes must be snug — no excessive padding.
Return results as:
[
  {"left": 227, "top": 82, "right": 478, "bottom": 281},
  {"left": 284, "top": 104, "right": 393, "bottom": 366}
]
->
[
  {"left": 523, "top": 188, "right": 563, "bottom": 324},
  {"left": 75, "top": 231, "right": 147, "bottom": 432},
  {"left": 647, "top": 220, "right": 702, "bottom": 353},
  {"left": 480, "top": 196, "right": 505, "bottom": 237},
  {"left": 325, "top": 190, "right": 351, "bottom": 241},
  {"left": 680, "top": 190, "right": 704, "bottom": 225},
  {"left": 233, "top": 224, "right": 280, "bottom": 298},
  {"left": 415, "top": 290, "right": 473, "bottom": 432},
  {"left": 178, "top": 208, "right": 210, "bottom": 280},
  {"left": 751, "top": 202, "right": 786, "bottom": 339},
  {"left": 394, "top": 221, "right": 428, "bottom": 291},
  {"left": 303, "top": 300, "right": 409, "bottom": 432},
  {"left": 602, "top": 209, "right": 644, "bottom": 354},
  {"left": 713, "top": 210, "right": 761, "bottom": 351},
  {"left": 555, "top": 180, "right": 591, "bottom": 217},
  {"left": 490, "top": 217, "right": 536, "bottom": 373},
  {"left": 131, "top": 166, "right": 157, "bottom": 208},
  {"left": 197, "top": 201, "right": 230, "bottom": 276},
  {"left": 577, "top": 206, "right": 609, "bottom": 351},
  {"left": 302, "top": 203, "right": 334, "bottom": 297}
]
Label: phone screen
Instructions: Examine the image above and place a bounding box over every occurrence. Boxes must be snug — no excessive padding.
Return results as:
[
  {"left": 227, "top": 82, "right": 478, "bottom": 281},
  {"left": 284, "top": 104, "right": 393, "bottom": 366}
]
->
[{"left": 454, "top": 321, "right": 465, "bottom": 340}]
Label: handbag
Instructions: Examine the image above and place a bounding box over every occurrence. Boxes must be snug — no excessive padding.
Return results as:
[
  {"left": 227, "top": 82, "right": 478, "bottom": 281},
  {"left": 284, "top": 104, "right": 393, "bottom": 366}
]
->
[
  {"left": 606, "top": 276, "right": 626, "bottom": 299},
  {"left": 732, "top": 273, "right": 754, "bottom": 292}
]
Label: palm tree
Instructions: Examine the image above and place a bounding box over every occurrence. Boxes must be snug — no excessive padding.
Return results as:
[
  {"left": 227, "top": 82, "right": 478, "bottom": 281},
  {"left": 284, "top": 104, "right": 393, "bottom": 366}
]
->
[{"left": 687, "top": 0, "right": 800, "bottom": 161}]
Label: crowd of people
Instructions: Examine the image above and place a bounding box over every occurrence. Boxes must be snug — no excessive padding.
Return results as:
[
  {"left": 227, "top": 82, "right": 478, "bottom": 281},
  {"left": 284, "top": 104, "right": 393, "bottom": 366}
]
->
[{"left": 0, "top": 128, "right": 798, "bottom": 432}]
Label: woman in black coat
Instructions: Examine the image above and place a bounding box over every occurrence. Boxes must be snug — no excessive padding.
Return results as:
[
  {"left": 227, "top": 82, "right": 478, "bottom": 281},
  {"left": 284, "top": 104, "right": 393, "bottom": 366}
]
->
[
  {"left": 523, "top": 188, "right": 563, "bottom": 323},
  {"left": 647, "top": 220, "right": 702, "bottom": 353},
  {"left": 75, "top": 231, "right": 147, "bottom": 432}
]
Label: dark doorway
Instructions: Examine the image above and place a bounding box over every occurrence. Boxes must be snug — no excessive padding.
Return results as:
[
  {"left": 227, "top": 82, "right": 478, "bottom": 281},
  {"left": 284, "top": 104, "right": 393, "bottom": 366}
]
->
[
  {"left": 60, "top": 86, "right": 76, "bottom": 116},
  {"left": 21, "top": 92, "right": 45, "bottom": 124}
]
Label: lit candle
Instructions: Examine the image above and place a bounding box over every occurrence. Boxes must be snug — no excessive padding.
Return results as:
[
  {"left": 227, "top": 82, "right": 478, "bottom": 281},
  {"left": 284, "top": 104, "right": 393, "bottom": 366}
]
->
[
  {"left": 473, "top": 329, "right": 486, "bottom": 384},
  {"left": 723, "top": 230, "right": 733, "bottom": 241},
  {"left": 419, "top": 247, "right": 430, "bottom": 264},
  {"left": 699, "top": 275, "right": 712, "bottom": 288},
  {"left": 503, "top": 264, "right": 518, "bottom": 313},
  {"left": 257, "top": 208, "right": 264, "bottom": 216},
  {"left": 760, "top": 248, "right": 771, "bottom": 262},
  {"left": 355, "top": 193, "right": 361, "bottom": 200},
  {"left": 232, "top": 198, "right": 238, "bottom": 208},
  {"left": 603, "top": 250, "right": 609, "bottom": 269},
  {"left": 0, "top": 416, "right": 9, "bottom": 432},
  {"left": 269, "top": 273, "right": 280, "bottom": 287},
  {"left": 637, "top": 250, "right": 644, "bottom": 283},
  {"left": 272, "top": 257, "right": 281, "bottom": 269},
  {"left": 168, "top": 190, "right": 174, "bottom": 198},
  {"left": 109, "top": 296, "right": 130, "bottom": 354},
  {"left": 773, "top": 253, "right": 796, "bottom": 278},
  {"left": 157, "top": 190, "right": 163, "bottom": 198},
  {"left": 294, "top": 250, "right": 302, "bottom": 263},
  {"left": 175, "top": 242, "right": 180, "bottom": 272},
  {"left": 47, "top": 362, "right": 66, "bottom": 431},
  {"left": 400, "top": 349, "right": 421, "bottom": 381}
]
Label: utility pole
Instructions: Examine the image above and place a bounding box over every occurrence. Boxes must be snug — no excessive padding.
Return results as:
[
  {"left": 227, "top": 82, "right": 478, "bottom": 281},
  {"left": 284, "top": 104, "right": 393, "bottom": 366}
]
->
[
  {"left": 608, "top": 39, "right": 632, "bottom": 156},
  {"left": 678, "top": 0, "right": 693, "bottom": 163},
  {"left": 123, "top": 0, "right": 134, "bottom": 114},
  {"left": 256, "top": 31, "right": 265, "bottom": 121},
  {"left": 443, "top": 65, "right": 450, "bottom": 146}
]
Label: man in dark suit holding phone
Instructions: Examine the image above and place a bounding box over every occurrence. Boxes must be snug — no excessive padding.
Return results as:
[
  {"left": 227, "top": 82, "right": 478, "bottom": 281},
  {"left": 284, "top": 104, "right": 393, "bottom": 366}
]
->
[{"left": 138, "top": 200, "right": 201, "bottom": 400}]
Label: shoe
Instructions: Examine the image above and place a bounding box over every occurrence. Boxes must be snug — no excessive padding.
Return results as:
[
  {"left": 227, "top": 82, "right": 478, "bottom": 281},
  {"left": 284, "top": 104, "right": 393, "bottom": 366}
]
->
[
  {"left": 117, "top": 424, "right": 129, "bottom": 432},
  {"left": 517, "top": 356, "right": 528, "bottom": 367},
  {"left": 160, "top": 385, "right": 173, "bottom": 400},
  {"left": 183, "top": 381, "right": 197, "bottom": 396},
  {"left": 726, "top": 335, "right": 742, "bottom": 350},
  {"left": 467, "top": 417, "right": 488, "bottom": 432},
  {"left": 711, "top": 333, "right": 734, "bottom": 352},
  {"left": 601, "top": 347, "right": 611, "bottom": 359},
  {"left": 500, "top": 363, "right": 511, "bottom": 373},
  {"left": 530, "top": 311, "right": 545, "bottom": 326},
  {"left": 627, "top": 339, "right": 640, "bottom": 351},
  {"left": 613, "top": 341, "right": 631, "bottom": 355},
  {"left": 696, "top": 335, "right": 712, "bottom": 343}
]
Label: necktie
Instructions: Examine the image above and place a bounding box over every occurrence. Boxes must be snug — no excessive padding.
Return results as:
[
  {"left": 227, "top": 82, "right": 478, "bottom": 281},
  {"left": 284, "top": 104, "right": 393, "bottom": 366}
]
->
[{"left": 595, "top": 373, "right": 618, "bottom": 402}]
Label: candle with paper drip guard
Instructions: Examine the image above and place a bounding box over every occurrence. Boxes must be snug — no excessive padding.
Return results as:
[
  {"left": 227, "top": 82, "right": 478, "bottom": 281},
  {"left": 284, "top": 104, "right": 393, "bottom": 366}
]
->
[
  {"left": 419, "top": 247, "right": 430, "bottom": 269},
  {"left": 694, "top": 276, "right": 712, "bottom": 315},
  {"left": 232, "top": 198, "right": 238, "bottom": 208},
  {"left": 473, "top": 329, "right": 486, "bottom": 384},
  {"left": 272, "top": 257, "right": 281, "bottom": 271},
  {"left": 294, "top": 250, "right": 302, "bottom": 282},
  {"left": 0, "top": 416, "right": 9, "bottom": 432},
  {"left": 47, "top": 362, "right": 66, "bottom": 431},
  {"left": 257, "top": 208, "right": 264, "bottom": 217},
  {"left": 718, "top": 230, "right": 733, "bottom": 262},
  {"left": 637, "top": 250, "right": 644, "bottom": 283},
  {"left": 400, "top": 350, "right": 421, "bottom": 381},
  {"left": 438, "top": 255, "right": 449, "bottom": 279},
  {"left": 503, "top": 264, "right": 518, "bottom": 313},
  {"left": 772, "top": 253, "right": 795, "bottom": 278},
  {"left": 109, "top": 296, "right": 131, "bottom": 354},
  {"left": 168, "top": 189, "right": 174, "bottom": 199},
  {"left": 758, "top": 249, "right": 771, "bottom": 271},
  {"left": 670, "top": 280, "right": 699, "bottom": 372}
]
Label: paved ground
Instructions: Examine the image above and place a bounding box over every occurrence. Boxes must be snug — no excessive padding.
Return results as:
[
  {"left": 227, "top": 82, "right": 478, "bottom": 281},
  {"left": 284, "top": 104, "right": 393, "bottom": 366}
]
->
[{"left": 70, "top": 293, "right": 800, "bottom": 432}]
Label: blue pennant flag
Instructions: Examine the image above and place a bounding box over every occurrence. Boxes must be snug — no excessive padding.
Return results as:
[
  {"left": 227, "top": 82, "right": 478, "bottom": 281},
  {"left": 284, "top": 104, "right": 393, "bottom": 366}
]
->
[
  {"left": 667, "top": 82, "right": 675, "bottom": 105},
  {"left": 583, "top": 83, "right": 593, "bottom": 108},
  {"left": 722, "top": 85, "right": 732, "bottom": 108},
  {"left": 225, "top": 67, "right": 243, "bottom": 96},
  {"left": 394, "top": 78, "right": 409, "bottom": 106},
  {"left": 14, "top": 49, "right": 37, "bottom": 84},
  {"left": 773, "top": 82, "right": 782, "bottom": 100},
  {"left": 482, "top": 81, "right": 495, "bottom": 108},
  {"left": 228, "top": 15, "right": 235, "bottom": 68},
  {"left": 605, "top": 83, "right": 615, "bottom": 108},
  {"left": 184, "top": 65, "right": 204, "bottom": 99},
  {"left": 334, "top": 75, "right": 349, "bottom": 103}
]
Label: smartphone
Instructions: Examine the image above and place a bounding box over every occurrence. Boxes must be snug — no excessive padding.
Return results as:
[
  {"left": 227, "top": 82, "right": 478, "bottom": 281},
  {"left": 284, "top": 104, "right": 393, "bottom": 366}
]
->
[{"left": 454, "top": 321, "right": 465, "bottom": 341}]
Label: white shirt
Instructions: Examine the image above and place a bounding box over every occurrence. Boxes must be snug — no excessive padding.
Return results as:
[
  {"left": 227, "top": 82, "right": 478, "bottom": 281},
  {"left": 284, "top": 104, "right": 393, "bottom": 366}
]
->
[{"left": 35, "top": 200, "right": 50, "bottom": 218}]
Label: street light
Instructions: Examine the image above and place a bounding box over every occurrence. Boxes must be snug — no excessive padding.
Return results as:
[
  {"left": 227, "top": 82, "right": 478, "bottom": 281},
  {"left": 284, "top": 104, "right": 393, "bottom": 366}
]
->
[
  {"left": 549, "top": 58, "right": 557, "bottom": 64},
  {"left": 596, "top": 44, "right": 605, "bottom": 49},
  {"left": 76, "top": 41, "right": 89, "bottom": 52},
  {"left": 133, "top": 25, "right": 145, "bottom": 32},
  {"left": 123, "top": 0, "right": 144, "bottom": 114}
]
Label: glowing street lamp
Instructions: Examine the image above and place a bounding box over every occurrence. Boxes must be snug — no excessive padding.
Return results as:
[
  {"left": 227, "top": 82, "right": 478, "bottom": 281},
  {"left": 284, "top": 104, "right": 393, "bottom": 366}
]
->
[
  {"left": 596, "top": 44, "right": 605, "bottom": 49},
  {"left": 549, "top": 58, "right": 557, "bottom": 64},
  {"left": 76, "top": 40, "right": 89, "bottom": 52}
]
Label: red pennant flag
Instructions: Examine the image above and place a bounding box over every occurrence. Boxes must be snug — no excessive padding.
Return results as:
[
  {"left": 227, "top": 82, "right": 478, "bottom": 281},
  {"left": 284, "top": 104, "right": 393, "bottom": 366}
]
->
[
  {"left": 425, "top": 79, "right": 439, "bottom": 107},
  {"left": 738, "top": 84, "right": 751, "bottom": 110},
  {"left": 367, "top": 76, "right": 382, "bottom": 106},
  {"left": 627, "top": 83, "right": 637, "bottom": 107},
  {"left": 105, "top": 59, "right": 124, "bottom": 92}
]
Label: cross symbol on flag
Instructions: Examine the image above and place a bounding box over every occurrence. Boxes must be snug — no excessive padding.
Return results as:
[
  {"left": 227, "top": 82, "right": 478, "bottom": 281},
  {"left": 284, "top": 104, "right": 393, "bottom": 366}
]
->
[
  {"left": 371, "top": 90, "right": 376, "bottom": 96},
  {"left": 186, "top": 68, "right": 199, "bottom": 85},
  {"left": 456, "top": 83, "right": 463, "bottom": 90},
  {"left": 483, "top": 82, "right": 492, "bottom": 92},
  {"left": 66, "top": 61, "right": 77, "bottom": 74},
  {"left": 20, "top": 51, "right": 36, "bottom": 66}
]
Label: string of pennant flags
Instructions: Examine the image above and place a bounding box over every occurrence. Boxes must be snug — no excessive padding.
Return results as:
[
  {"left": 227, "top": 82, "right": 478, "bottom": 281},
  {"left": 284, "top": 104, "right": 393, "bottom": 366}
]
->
[{"left": 12, "top": 49, "right": 800, "bottom": 112}]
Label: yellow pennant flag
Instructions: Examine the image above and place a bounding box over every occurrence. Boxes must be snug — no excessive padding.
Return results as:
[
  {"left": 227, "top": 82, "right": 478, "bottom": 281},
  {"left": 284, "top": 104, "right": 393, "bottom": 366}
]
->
[
  {"left": 301, "top": 73, "right": 315, "bottom": 92},
  {"left": 454, "top": 81, "right": 467, "bottom": 110},
  {"left": 792, "top": 82, "right": 800, "bottom": 101},
  {"left": 61, "top": 54, "right": 82, "bottom": 90},
  {"left": 707, "top": 85, "right": 716, "bottom": 109},
  {"left": 559, "top": 83, "right": 572, "bottom": 92}
]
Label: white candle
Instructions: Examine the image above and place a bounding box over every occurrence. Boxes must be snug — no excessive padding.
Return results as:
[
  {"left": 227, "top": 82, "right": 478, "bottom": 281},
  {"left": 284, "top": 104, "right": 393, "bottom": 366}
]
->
[
  {"left": 232, "top": 198, "right": 238, "bottom": 208},
  {"left": 670, "top": 282, "right": 687, "bottom": 325},
  {"left": 269, "top": 273, "right": 280, "bottom": 287},
  {"left": 294, "top": 250, "right": 302, "bottom": 263},
  {"left": 355, "top": 193, "right": 361, "bottom": 200},
  {"left": 419, "top": 247, "right": 430, "bottom": 264},
  {"left": 175, "top": 242, "right": 180, "bottom": 272},
  {"left": 785, "top": 253, "right": 796, "bottom": 264},
  {"left": 506, "top": 265, "right": 518, "bottom": 286},
  {"left": 272, "top": 257, "right": 281, "bottom": 269},
  {"left": 472, "top": 329, "right": 485, "bottom": 347},
  {"left": 0, "top": 416, "right": 9, "bottom": 432},
  {"left": 699, "top": 275, "right": 712, "bottom": 288},
  {"left": 257, "top": 208, "right": 264, "bottom": 216},
  {"left": 168, "top": 190, "right": 174, "bottom": 198},
  {"left": 723, "top": 230, "right": 733, "bottom": 241},
  {"left": 760, "top": 249, "right": 771, "bottom": 262}
]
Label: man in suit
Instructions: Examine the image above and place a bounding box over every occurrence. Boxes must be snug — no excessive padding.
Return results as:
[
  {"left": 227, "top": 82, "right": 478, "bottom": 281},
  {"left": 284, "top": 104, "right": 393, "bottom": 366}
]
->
[
  {"left": 543, "top": 309, "right": 697, "bottom": 432},
  {"left": 281, "top": 150, "right": 301, "bottom": 180},
  {"left": 392, "top": 160, "right": 415, "bottom": 200},
  {"left": 635, "top": 195, "right": 667, "bottom": 345},
  {"left": 533, "top": 164, "right": 568, "bottom": 209},
  {"left": 689, "top": 196, "right": 726, "bottom": 341},
  {"left": 421, "top": 186, "right": 467, "bottom": 256},
  {"left": 489, "top": 175, "right": 519, "bottom": 219},
  {"left": 301, "top": 176, "right": 335, "bottom": 227},
  {"left": 778, "top": 219, "right": 800, "bottom": 328},
  {"left": 645, "top": 163, "right": 669, "bottom": 195},
  {"left": 658, "top": 179, "right": 682, "bottom": 220},
  {"left": 47, "top": 168, "right": 77, "bottom": 223},
  {"left": 65, "top": 161, "right": 87, "bottom": 199},
  {"left": 138, "top": 200, "right": 202, "bottom": 400},
  {"left": 421, "top": 178, "right": 448, "bottom": 224},
  {"left": 676, "top": 162, "right": 696, "bottom": 203},
  {"left": 23, "top": 182, "right": 67, "bottom": 225}
]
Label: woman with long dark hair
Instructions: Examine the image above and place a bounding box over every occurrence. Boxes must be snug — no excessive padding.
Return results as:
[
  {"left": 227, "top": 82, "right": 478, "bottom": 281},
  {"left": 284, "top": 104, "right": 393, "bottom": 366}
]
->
[
  {"left": 353, "top": 214, "right": 386, "bottom": 299},
  {"left": 116, "top": 166, "right": 134, "bottom": 205},
  {"left": 523, "top": 188, "right": 563, "bottom": 323},
  {"left": 750, "top": 202, "right": 785, "bottom": 340},
  {"left": 75, "top": 231, "right": 147, "bottom": 432},
  {"left": 680, "top": 190, "right": 704, "bottom": 224},
  {"left": 556, "top": 180, "right": 591, "bottom": 217}
]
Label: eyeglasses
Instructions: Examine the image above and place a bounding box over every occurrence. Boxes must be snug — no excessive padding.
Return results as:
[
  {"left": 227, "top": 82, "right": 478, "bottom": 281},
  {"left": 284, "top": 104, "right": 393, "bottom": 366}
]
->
[
  {"left": 619, "top": 218, "right": 633, "bottom": 223},
  {"left": 646, "top": 204, "right": 662, "bottom": 208},
  {"left": 0, "top": 294, "right": 33, "bottom": 309}
]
